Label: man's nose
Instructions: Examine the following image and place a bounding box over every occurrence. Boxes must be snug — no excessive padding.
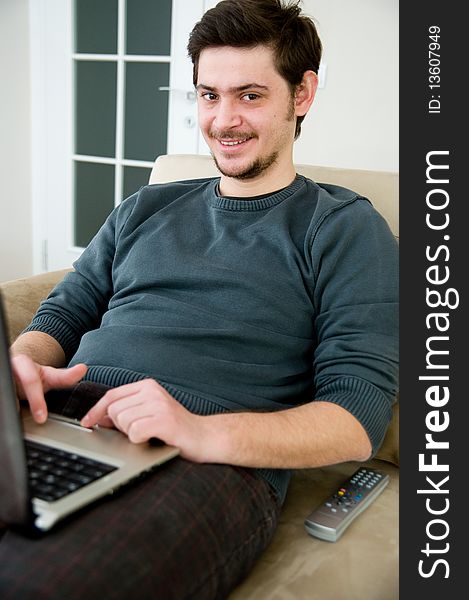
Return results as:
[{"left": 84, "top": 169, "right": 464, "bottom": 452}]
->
[{"left": 213, "top": 98, "right": 242, "bottom": 130}]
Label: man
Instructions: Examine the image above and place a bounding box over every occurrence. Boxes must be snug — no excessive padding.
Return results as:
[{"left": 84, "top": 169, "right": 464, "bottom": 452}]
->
[{"left": 1, "top": 0, "right": 398, "bottom": 597}]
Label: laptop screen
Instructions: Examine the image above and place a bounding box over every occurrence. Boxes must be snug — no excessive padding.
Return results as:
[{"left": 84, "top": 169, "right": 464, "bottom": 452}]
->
[{"left": 0, "top": 293, "right": 33, "bottom": 526}]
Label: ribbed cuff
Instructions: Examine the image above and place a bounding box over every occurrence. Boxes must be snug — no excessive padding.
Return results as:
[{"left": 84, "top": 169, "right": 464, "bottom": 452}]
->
[
  {"left": 315, "top": 376, "right": 394, "bottom": 455},
  {"left": 23, "top": 314, "right": 81, "bottom": 360}
]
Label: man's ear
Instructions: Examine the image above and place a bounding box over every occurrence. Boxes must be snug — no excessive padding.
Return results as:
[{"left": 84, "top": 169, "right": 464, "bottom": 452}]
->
[{"left": 295, "top": 70, "right": 318, "bottom": 117}]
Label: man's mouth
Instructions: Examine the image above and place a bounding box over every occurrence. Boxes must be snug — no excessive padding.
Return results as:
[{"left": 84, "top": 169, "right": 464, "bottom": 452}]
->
[
  {"left": 210, "top": 132, "right": 255, "bottom": 148},
  {"left": 219, "top": 139, "right": 249, "bottom": 146}
]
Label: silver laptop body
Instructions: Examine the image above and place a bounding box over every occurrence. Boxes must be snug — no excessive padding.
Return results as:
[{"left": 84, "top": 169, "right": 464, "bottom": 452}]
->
[{"left": 0, "top": 293, "right": 179, "bottom": 532}]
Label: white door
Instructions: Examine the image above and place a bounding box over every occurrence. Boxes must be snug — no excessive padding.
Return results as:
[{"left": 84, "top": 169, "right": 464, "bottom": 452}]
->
[{"left": 30, "top": 0, "right": 209, "bottom": 272}]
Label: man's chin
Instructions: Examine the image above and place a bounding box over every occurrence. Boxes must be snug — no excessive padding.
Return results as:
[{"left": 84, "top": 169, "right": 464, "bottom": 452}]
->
[{"left": 211, "top": 152, "right": 278, "bottom": 181}]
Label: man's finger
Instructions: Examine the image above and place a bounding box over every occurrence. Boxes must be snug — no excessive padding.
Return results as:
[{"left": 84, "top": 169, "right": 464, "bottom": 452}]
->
[
  {"left": 11, "top": 355, "right": 48, "bottom": 423},
  {"left": 81, "top": 384, "right": 142, "bottom": 427}
]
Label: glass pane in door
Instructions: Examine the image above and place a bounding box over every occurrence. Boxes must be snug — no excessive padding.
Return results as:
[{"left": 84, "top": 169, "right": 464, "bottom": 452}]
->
[
  {"left": 74, "top": 161, "right": 115, "bottom": 248},
  {"left": 123, "top": 166, "right": 153, "bottom": 199},
  {"left": 126, "top": 0, "right": 172, "bottom": 55},
  {"left": 124, "top": 62, "right": 170, "bottom": 161},
  {"left": 75, "top": 0, "right": 118, "bottom": 54},
  {"left": 75, "top": 61, "right": 117, "bottom": 158}
]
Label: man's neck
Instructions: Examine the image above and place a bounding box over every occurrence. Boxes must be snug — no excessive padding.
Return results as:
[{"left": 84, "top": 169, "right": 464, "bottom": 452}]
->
[{"left": 218, "top": 162, "right": 297, "bottom": 198}]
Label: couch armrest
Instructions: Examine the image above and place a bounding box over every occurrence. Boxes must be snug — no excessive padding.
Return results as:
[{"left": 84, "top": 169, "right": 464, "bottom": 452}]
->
[{"left": 0, "top": 269, "right": 71, "bottom": 344}]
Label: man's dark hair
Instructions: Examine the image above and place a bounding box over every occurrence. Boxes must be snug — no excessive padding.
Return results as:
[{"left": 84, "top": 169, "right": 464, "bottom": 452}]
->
[{"left": 187, "top": 0, "right": 322, "bottom": 139}]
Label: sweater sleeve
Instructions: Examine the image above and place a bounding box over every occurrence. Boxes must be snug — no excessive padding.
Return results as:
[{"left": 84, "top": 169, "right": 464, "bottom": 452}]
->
[
  {"left": 309, "top": 196, "right": 399, "bottom": 455},
  {"left": 23, "top": 194, "right": 138, "bottom": 361}
]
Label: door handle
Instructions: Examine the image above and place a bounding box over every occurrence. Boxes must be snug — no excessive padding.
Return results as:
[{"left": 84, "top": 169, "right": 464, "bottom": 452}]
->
[{"left": 158, "top": 87, "right": 196, "bottom": 103}]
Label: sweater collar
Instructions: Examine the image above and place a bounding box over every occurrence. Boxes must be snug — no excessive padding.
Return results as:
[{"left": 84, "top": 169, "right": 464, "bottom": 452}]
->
[{"left": 207, "top": 175, "right": 304, "bottom": 211}]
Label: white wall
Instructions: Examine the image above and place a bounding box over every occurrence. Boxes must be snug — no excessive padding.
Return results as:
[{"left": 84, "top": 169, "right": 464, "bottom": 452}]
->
[
  {"left": 295, "top": 0, "right": 398, "bottom": 171},
  {"left": 0, "top": 0, "right": 32, "bottom": 282},
  {"left": 0, "top": 0, "right": 398, "bottom": 282}
]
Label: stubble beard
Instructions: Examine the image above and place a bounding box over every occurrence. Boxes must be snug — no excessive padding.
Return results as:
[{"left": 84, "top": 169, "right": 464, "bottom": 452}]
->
[{"left": 211, "top": 148, "right": 280, "bottom": 180}]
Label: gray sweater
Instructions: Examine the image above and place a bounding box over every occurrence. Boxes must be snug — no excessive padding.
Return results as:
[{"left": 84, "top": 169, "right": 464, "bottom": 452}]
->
[{"left": 26, "top": 175, "right": 399, "bottom": 502}]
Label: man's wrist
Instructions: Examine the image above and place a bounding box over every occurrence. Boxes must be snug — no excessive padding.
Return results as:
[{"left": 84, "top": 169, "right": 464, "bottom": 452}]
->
[{"left": 194, "top": 413, "right": 235, "bottom": 464}]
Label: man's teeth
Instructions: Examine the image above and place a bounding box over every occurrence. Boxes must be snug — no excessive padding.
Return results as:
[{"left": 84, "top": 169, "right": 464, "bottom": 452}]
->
[{"left": 220, "top": 139, "right": 247, "bottom": 146}]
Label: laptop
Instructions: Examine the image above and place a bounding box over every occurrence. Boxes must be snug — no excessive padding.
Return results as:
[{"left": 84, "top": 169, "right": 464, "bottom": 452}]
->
[{"left": 0, "top": 293, "right": 179, "bottom": 533}]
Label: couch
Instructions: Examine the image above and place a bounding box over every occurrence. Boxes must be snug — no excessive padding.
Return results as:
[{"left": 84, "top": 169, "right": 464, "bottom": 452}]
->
[{"left": 0, "top": 154, "right": 399, "bottom": 599}]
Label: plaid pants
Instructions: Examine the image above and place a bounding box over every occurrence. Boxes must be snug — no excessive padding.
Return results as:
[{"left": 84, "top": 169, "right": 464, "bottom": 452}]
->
[{"left": 0, "top": 385, "right": 281, "bottom": 599}]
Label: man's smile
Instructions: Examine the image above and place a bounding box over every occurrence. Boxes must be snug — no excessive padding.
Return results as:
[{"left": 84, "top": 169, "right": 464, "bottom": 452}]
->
[
  {"left": 219, "top": 139, "right": 249, "bottom": 146},
  {"left": 210, "top": 131, "right": 255, "bottom": 145}
]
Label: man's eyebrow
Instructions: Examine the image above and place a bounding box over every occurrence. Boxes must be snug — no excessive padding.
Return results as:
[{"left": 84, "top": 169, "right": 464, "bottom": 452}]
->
[{"left": 195, "top": 83, "right": 270, "bottom": 93}]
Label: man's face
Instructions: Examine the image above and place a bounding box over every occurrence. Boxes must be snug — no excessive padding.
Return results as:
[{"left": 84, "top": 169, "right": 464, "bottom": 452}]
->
[{"left": 196, "top": 45, "right": 297, "bottom": 184}]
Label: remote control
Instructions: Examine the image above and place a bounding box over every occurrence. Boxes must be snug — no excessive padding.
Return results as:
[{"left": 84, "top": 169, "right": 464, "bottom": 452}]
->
[{"left": 304, "top": 466, "right": 390, "bottom": 542}]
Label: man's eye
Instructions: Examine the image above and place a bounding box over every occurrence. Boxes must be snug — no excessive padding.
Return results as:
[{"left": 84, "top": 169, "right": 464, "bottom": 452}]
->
[
  {"left": 201, "top": 92, "right": 217, "bottom": 101},
  {"left": 244, "top": 93, "right": 260, "bottom": 101}
]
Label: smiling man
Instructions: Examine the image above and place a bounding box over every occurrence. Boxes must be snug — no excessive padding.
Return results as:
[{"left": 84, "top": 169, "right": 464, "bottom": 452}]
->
[{"left": 2, "top": 1, "right": 398, "bottom": 598}]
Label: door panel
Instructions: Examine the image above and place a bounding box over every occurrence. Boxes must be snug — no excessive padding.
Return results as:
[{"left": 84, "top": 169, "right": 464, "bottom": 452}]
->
[
  {"left": 75, "top": 0, "right": 118, "bottom": 54},
  {"left": 75, "top": 61, "right": 117, "bottom": 158},
  {"left": 124, "top": 62, "right": 170, "bottom": 162},
  {"left": 126, "top": 0, "right": 172, "bottom": 55},
  {"left": 74, "top": 162, "right": 115, "bottom": 248}
]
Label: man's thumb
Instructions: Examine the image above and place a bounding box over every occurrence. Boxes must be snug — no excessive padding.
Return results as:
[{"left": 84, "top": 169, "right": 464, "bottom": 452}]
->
[{"left": 44, "top": 363, "right": 88, "bottom": 389}]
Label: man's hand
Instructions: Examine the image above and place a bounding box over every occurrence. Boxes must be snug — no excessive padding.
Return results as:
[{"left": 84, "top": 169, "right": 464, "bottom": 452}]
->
[
  {"left": 80, "top": 379, "right": 372, "bottom": 469},
  {"left": 11, "top": 354, "right": 88, "bottom": 423},
  {"left": 81, "top": 379, "right": 207, "bottom": 462}
]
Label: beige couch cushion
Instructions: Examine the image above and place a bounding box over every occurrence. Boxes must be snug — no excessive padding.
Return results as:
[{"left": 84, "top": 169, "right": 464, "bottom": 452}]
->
[
  {"left": 0, "top": 269, "right": 72, "bottom": 343},
  {"left": 230, "top": 460, "right": 399, "bottom": 600}
]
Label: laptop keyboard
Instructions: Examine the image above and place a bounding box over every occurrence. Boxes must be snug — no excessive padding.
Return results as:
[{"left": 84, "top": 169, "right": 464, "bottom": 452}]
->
[{"left": 25, "top": 439, "right": 117, "bottom": 502}]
